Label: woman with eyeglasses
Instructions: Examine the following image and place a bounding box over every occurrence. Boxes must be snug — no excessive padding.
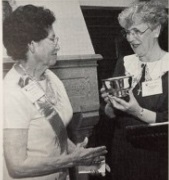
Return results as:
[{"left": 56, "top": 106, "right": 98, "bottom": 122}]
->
[
  {"left": 101, "top": 1, "right": 168, "bottom": 180},
  {"left": 3, "top": 5, "right": 107, "bottom": 180}
]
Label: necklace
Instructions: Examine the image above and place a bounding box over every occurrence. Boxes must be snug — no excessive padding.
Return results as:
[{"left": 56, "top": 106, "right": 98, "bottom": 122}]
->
[{"left": 18, "top": 63, "right": 58, "bottom": 105}]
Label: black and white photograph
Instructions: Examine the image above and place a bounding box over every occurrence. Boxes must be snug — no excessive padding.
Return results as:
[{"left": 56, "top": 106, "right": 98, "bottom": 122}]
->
[{"left": 2, "top": 0, "right": 168, "bottom": 180}]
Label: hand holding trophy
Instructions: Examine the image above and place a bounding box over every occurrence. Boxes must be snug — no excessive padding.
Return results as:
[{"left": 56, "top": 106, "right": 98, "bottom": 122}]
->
[{"left": 102, "top": 75, "right": 133, "bottom": 102}]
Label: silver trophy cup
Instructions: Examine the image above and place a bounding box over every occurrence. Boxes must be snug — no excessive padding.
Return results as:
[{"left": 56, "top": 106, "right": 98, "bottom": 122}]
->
[{"left": 102, "top": 75, "right": 133, "bottom": 98}]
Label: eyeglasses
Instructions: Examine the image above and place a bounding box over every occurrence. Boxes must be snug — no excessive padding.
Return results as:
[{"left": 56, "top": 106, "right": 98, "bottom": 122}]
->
[
  {"left": 121, "top": 27, "right": 149, "bottom": 38},
  {"left": 47, "top": 37, "right": 59, "bottom": 45}
]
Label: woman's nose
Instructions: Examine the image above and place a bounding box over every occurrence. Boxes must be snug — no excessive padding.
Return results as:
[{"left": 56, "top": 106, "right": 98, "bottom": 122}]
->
[
  {"left": 55, "top": 37, "right": 60, "bottom": 51},
  {"left": 56, "top": 44, "right": 60, "bottom": 51},
  {"left": 126, "top": 33, "right": 136, "bottom": 43}
]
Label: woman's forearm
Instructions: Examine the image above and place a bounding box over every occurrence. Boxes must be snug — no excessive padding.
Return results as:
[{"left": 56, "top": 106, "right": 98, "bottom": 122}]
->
[
  {"left": 4, "top": 129, "right": 107, "bottom": 178},
  {"left": 4, "top": 129, "right": 74, "bottom": 178},
  {"left": 9, "top": 153, "right": 74, "bottom": 178},
  {"left": 132, "top": 107, "right": 156, "bottom": 124}
]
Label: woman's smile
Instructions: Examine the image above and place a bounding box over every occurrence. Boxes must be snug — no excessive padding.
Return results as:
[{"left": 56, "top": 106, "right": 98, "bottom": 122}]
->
[{"left": 131, "top": 43, "right": 140, "bottom": 49}]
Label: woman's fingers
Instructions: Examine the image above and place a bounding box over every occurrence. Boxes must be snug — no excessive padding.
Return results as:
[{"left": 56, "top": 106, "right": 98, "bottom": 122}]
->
[
  {"left": 101, "top": 92, "right": 108, "bottom": 98},
  {"left": 109, "top": 95, "right": 128, "bottom": 106},
  {"left": 108, "top": 95, "right": 129, "bottom": 111},
  {"left": 95, "top": 156, "right": 105, "bottom": 162},
  {"left": 89, "top": 146, "right": 107, "bottom": 158},
  {"left": 100, "top": 87, "right": 108, "bottom": 98},
  {"left": 82, "top": 137, "right": 88, "bottom": 148},
  {"left": 79, "top": 146, "right": 107, "bottom": 164},
  {"left": 104, "top": 96, "right": 109, "bottom": 102},
  {"left": 77, "top": 137, "right": 88, "bottom": 148},
  {"left": 75, "top": 146, "right": 107, "bottom": 160},
  {"left": 101, "top": 92, "right": 109, "bottom": 103},
  {"left": 100, "top": 86, "right": 105, "bottom": 92},
  {"left": 105, "top": 164, "right": 111, "bottom": 172},
  {"left": 89, "top": 156, "right": 105, "bottom": 165}
]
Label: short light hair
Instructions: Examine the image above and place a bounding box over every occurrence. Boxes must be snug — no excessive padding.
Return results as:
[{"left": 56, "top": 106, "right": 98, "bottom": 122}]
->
[{"left": 118, "top": 0, "right": 168, "bottom": 30}]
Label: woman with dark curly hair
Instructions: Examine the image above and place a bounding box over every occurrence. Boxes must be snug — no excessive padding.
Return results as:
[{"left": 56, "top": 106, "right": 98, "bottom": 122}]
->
[
  {"left": 101, "top": 0, "right": 168, "bottom": 180},
  {"left": 3, "top": 5, "right": 107, "bottom": 180}
]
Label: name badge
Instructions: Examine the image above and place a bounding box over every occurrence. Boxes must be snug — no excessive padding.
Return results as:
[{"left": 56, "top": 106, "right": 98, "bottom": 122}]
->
[
  {"left": 142, "top": 79, "right": 162, "bottom": 97},
  {"left": 21, "top": 81, "right": 45, "bottom": 103}
]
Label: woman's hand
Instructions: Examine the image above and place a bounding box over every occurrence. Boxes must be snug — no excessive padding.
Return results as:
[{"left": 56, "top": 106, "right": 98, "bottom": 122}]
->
[
  {"left": 76, "top": 137, "right": 88, "bottom": 148},
  {"left": 104, "top": 102, "right": 116, "bottom": 118},
  {"left": 76, "top": 138, "right": 110, "bottom": 176},
  {"left": 100, "top": 86, "right": 109, "bottom": 103},
  {"left": 108, "top": 90, "right": 142, "bottom": 117},
  {"left": 71, "top": 137, "right": 107, "bottom": 166},
  {"left": 100, "top": 87, "right": 116, "bottom": 118}
]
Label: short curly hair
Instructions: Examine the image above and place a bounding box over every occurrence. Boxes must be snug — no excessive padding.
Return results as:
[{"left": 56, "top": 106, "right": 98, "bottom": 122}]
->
[
  {"left": 118, "top": 0, "right": 168, "bottom": 30},
  {"left": 3, "top": 5, "right": 55, "bottom": 60}
]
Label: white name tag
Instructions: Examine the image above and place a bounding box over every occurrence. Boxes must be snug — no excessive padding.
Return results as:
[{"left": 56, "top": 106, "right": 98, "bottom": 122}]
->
[
  {"left": 21, "top": 81, "right": 45, "bottom": 103},
  {"left": 142, "top": 79, "right": 162, "bottom": 97}
]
